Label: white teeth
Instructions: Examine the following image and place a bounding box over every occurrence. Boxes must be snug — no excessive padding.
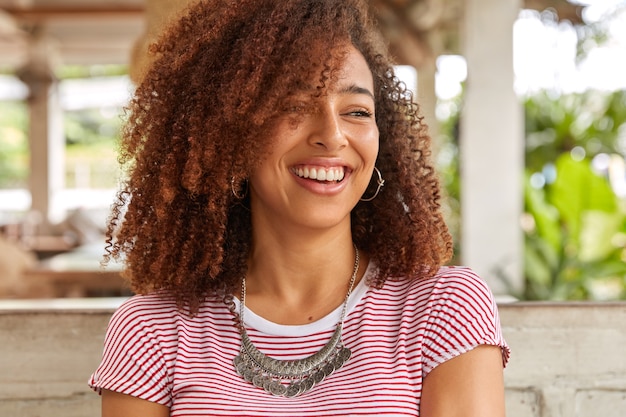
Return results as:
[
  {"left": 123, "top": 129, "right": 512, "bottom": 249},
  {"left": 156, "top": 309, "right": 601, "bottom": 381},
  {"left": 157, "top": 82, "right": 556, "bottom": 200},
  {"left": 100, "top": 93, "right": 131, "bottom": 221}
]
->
[{"left": 292, "top": 166, "right": 345, "bottom": 182}]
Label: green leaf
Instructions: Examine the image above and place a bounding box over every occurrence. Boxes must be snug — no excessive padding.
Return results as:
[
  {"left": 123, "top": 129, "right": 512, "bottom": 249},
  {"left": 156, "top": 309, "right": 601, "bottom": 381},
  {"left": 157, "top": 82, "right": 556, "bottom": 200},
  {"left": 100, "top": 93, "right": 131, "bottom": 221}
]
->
[
  {"left": 579, "top": 210, "right": 625, "bottom": 262},
  {"left": 524, "top": 173, "right": 562, "bottom": 254},
  {"left": 549, "top": 154, "right": 617, "bottom": 243}
]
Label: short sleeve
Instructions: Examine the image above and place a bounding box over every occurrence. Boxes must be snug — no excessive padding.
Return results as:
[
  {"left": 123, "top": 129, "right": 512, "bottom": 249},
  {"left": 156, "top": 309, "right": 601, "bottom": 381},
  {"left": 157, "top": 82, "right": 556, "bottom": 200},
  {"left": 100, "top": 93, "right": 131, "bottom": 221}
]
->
[
  {"left": 88, "top": 295, "right": 174, "bottom": 406},
  {"left": 421, "top": 268, "right": 510, "bottom": 376}
]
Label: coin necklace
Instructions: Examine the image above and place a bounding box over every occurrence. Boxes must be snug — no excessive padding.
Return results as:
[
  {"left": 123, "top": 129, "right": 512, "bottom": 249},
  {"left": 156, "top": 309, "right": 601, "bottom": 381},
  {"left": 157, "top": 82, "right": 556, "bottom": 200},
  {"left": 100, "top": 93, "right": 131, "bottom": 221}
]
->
[{"left": 233, "top": 246, "right": 359, "bottom": 397}]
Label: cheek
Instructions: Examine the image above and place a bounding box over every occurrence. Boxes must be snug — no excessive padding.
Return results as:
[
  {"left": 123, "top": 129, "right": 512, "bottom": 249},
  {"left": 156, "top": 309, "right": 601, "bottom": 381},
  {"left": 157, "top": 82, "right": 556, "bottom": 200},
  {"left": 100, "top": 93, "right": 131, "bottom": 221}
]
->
[
  {"left": 361, "top": 128, "right": 380, "bottom": 162},
  {"left": 372, "top": 130, "right": 380, "bottom": 153}
]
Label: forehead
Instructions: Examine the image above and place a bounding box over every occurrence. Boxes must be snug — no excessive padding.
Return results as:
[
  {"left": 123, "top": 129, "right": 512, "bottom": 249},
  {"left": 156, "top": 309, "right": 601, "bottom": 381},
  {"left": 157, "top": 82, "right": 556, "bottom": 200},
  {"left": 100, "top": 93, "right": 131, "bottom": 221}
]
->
[
  {"left": 292, "top": 44, "right": 374, "bottom": 96},
  {"left": 333, "top": 46, "right": 374, "bottom": 90}
]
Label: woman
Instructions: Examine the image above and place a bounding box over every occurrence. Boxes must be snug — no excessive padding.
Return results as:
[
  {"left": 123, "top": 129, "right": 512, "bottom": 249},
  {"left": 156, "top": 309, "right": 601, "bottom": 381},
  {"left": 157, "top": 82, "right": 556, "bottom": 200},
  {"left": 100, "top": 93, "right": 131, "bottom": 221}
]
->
[{"left": 90, "top": 0, "right": 510, "bottom": 415}]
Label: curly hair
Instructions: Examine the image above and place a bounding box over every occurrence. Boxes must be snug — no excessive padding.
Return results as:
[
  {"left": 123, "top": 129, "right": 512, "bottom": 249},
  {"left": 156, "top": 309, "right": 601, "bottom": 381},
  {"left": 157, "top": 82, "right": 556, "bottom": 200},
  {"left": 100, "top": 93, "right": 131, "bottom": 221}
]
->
[{"left": 105, "top": 0, "right": 453, "bottom": 312}]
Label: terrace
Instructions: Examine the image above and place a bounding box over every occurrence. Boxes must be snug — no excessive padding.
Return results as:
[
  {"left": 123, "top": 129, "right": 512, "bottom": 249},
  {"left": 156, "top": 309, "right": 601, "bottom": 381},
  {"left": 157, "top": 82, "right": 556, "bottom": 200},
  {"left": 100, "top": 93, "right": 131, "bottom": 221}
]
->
[{"left": 0, "top": 1, "right": 624, "bottom": 416}]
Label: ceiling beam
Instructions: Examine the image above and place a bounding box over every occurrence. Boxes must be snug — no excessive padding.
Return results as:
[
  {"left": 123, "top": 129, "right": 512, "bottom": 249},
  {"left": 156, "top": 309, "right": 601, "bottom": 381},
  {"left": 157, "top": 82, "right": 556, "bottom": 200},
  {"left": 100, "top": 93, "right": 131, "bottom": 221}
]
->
[{"left": 0, "top": 6, "right": 144, "bottom": 21}]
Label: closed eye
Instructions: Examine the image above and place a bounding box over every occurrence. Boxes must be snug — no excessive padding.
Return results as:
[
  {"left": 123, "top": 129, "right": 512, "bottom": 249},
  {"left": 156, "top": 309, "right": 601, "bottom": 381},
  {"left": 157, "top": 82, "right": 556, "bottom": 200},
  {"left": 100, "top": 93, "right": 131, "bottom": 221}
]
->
[{"left": 347, "top": 109, "right": 374, "bottom": 118}]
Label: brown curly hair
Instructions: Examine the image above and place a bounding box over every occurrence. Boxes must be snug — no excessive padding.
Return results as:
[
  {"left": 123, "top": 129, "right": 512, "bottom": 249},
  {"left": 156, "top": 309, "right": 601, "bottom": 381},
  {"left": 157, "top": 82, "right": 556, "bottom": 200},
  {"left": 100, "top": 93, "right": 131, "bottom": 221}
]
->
[{"left": 105, "top": 0, "right": 453, "bottom": 312}]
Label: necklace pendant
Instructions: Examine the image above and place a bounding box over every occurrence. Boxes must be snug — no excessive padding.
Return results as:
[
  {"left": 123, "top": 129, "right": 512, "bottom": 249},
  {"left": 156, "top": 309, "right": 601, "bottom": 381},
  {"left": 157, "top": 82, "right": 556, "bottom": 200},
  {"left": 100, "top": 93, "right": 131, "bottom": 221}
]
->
[
  {"left": 269, "top": 380, "right": 288, "bottom": 396},
  {"left": 285, "top": 382, "right": 303, "bottom": 398},
  {"left": 233, "top": 345, "right": 352, "bottom": 397},
  {"left": 233, "top": 246, "right": 360, "bottom": 397}
]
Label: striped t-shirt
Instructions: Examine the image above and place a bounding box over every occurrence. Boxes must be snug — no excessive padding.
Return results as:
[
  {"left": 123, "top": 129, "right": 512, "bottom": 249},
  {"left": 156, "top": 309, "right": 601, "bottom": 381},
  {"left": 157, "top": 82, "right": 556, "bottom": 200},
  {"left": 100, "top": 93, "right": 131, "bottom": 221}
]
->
[{"left": 89, "top": 264, "right": 510, "bottom": 416}]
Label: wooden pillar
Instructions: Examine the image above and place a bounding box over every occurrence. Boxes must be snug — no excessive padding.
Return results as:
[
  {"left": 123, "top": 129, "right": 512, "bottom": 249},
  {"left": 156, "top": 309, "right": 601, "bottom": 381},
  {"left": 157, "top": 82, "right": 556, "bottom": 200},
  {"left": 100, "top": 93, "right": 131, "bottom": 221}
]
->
[
  {"left": 17, "top": 32, "right": 65, "bottom": 231},
  {"left": 460, "top": 0, "right": 523, "bottom": 295}
]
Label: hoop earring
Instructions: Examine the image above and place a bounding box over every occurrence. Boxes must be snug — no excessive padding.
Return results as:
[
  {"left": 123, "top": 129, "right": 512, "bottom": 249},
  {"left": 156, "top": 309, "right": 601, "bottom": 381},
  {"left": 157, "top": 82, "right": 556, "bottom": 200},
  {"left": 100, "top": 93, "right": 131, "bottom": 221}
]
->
[
  {"left": 231, "top": 177, "right": 248, "bottom": 200},
  {"left": 360, "top": 167, "right": 385, "bottom": 202}
]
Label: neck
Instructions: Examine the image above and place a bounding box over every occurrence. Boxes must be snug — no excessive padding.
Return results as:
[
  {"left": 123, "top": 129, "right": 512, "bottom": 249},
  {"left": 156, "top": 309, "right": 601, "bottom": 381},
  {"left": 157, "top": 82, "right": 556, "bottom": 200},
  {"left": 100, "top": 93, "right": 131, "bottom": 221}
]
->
[
  {"left": 250, "top": 210, "right": 357, "bottom": 286},
  {"left": 243, "top": 228, "right": 365, "bottom": 325}
]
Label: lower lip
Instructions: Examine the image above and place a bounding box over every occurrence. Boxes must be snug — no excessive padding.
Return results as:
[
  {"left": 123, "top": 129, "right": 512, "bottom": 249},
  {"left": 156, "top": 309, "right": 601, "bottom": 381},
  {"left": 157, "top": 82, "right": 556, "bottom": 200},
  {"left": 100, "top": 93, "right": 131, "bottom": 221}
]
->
[{"left": 291, "top": 172, "right": 350, "bottom": 195}]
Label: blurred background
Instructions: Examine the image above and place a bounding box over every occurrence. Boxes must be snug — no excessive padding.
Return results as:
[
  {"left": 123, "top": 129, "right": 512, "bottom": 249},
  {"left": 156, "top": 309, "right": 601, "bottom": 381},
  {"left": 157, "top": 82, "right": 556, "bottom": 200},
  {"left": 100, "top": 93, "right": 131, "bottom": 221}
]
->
[{"left": 0, "top": 0, "right": 625, "bottom": 301}]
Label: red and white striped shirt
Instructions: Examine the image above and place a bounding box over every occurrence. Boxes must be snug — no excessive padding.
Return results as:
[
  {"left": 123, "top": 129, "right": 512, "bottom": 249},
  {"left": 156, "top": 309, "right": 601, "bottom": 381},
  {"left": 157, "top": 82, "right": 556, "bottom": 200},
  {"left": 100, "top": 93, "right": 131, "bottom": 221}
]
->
[{"left": 89, "top": 264, "right": 510, "bottom": 416}]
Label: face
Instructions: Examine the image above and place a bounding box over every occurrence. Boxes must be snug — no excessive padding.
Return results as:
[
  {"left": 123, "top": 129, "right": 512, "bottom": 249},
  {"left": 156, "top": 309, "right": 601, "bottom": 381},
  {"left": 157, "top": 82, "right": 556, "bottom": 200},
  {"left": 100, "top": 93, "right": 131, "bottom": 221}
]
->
[{"left": 248, "top": 45, "right": 379, "bottom": 234}]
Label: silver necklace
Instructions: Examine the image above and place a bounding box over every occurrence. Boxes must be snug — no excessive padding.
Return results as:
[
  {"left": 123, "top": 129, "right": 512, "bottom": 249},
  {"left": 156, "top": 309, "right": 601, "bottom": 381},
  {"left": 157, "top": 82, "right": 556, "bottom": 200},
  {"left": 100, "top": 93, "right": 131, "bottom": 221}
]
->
[{"left": 233, "top": 246, "right": 360, "bottom": 397}]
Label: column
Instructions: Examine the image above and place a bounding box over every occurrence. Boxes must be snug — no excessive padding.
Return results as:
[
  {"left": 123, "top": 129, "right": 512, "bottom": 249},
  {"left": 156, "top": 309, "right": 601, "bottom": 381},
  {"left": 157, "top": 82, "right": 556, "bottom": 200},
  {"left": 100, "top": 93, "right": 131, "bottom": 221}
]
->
[
  {"left": 460, "top": 0, "right": 524, "bottom": 295},
  {"left": 17, "top": 32, "right": 65, "bottom": 231}
]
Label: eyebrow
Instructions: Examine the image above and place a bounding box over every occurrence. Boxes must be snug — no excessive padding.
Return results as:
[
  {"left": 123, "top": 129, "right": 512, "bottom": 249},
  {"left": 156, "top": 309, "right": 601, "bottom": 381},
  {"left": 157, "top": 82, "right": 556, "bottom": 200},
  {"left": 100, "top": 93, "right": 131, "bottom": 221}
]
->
[{"left": 338, "top": 84, "right": 375, "bottom": 100}]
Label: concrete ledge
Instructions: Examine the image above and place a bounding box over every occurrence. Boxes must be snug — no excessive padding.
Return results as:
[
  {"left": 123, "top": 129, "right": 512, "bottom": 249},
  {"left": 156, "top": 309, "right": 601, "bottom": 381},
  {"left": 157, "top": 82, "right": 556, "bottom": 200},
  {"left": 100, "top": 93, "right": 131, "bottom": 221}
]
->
[
  {"left": 0, "top": 303, "right": 114, "bottom": 417},
  {"left": 0, "top": 297, "right": 127, "bottom": 312},
  {"left": 0, "top": 300, "right": 624, "bottom": 417}
]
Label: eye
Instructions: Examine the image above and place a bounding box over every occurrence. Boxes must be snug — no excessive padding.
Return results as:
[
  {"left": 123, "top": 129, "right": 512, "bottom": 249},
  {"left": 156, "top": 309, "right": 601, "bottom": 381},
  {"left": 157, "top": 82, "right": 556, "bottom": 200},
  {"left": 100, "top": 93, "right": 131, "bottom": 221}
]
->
[{"left": 346, "top": 109, "right": 374, "bottom": 118}]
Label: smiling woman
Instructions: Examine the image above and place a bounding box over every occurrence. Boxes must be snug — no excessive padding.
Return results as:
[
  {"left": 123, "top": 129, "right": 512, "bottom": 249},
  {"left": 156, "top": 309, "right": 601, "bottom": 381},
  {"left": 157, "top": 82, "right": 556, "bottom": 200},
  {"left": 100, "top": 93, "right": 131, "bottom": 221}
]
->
[{"left": 89, "top": 0, "right": 509, "bottom": 416}]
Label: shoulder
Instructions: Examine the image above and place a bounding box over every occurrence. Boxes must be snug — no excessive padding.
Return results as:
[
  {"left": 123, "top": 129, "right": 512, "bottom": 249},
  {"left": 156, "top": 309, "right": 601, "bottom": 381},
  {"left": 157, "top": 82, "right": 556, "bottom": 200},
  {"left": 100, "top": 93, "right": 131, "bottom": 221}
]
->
[
  {"left": 365, "top": 266, "right": 498, "bottom": 323},
  {"left": 381, "top": 266, "right": 496, "bottom": 306},
  {"left": 106, "top": 292, "right": 234, "bottom": 337},
  {"left": 374, "top": 266, "right": 502, "bottom": 336},
  {"left": 416, "top": 266, "right": 499, "bottom": 320},
  {"left": 428, "top": 266, "right": 497, "bottom": 305},
  {"left": 109, "top": 292, "right": 180, "bottom": 327},
  {"left": 101, "top": 294, "right": 178, "bottom": 350}
]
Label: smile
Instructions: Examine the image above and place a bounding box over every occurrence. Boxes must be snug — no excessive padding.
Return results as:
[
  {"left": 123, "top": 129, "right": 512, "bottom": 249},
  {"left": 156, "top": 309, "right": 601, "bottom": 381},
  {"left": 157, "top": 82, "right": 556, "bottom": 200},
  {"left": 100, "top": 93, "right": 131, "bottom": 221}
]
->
[{"left": 290, "top": 165, "right": 346, "bottom": 182}]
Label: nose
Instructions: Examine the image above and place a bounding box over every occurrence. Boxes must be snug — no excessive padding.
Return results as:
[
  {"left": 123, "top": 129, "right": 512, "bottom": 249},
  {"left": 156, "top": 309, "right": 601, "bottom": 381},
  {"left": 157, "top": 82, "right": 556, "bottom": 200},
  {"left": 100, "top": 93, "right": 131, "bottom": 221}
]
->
[{"left": 307, "top": 110, "right": 348, "bottom": 151}]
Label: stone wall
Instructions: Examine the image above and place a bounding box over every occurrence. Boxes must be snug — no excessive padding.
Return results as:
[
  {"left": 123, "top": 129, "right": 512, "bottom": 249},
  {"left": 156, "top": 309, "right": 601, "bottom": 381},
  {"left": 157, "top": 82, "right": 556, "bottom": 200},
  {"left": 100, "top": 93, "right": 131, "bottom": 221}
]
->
[
  {"left": 500, "top": 302, "right": 626, "bottom": 417},
  {"left": 0, "top": 300, "right": 624, "bottom": 416}
]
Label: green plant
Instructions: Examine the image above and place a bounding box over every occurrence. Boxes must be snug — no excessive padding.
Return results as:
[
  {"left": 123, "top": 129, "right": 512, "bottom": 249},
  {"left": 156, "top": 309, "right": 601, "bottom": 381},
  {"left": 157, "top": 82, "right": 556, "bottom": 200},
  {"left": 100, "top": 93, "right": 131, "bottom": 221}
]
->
[
  {"left": 524, "top": 90, "right": 626, "bottom": 172},
  {"left": 522, "top": 153, "right": 626, "bottom": 300}
]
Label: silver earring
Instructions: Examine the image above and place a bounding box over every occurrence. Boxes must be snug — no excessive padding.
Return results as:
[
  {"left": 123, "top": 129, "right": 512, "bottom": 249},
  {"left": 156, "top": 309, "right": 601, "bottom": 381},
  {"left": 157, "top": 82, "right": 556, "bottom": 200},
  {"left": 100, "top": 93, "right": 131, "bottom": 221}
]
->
[
  {"left": 360, "top": 167, "right": 385, "bottom": 202},
  {"left": 231, "top": 177, "right": 248, "bottom": 200}
]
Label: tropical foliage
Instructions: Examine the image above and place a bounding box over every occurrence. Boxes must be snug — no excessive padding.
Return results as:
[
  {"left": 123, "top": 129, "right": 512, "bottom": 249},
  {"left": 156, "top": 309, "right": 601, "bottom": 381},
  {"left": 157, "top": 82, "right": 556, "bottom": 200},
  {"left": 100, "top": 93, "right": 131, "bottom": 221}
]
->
[
  {"left": 521, "top": 90, "right": 626, "bottom": 300},
  {"left": 523, "top": 153, "right": 626, "bottom": 300}
]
